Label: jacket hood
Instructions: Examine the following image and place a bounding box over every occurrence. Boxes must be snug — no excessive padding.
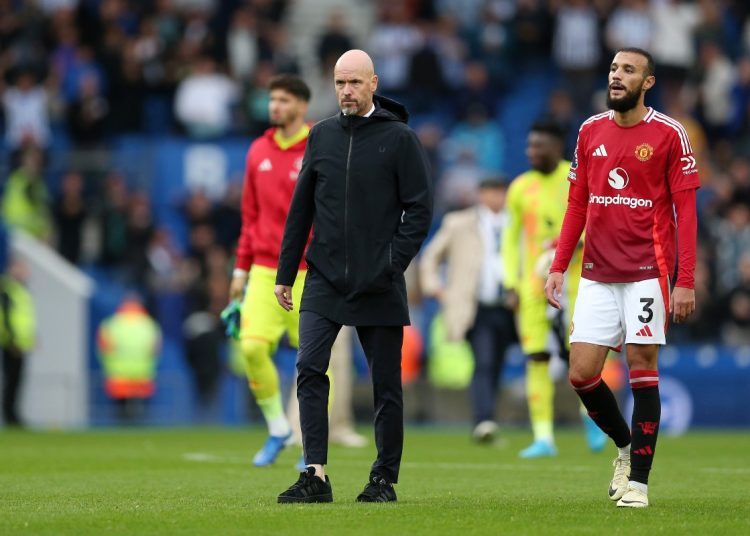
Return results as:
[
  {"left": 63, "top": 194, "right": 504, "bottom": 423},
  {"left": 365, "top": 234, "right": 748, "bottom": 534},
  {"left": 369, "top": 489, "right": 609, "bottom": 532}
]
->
[
  {"left": 337, "top": 94, "right": 409, "bottom": 127},
  {"left": 372, "top": 94, "right": 409, "bottom": 123}
]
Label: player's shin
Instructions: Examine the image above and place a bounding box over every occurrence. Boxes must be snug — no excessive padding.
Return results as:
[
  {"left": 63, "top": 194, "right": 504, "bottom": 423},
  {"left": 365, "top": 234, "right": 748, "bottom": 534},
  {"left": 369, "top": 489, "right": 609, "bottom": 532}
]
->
[
  {"left": 570, "top": 374, "right": 631, "bottom": 448},
  {"left": 628, "top": 370, "right": 660, "bottom": 485}
]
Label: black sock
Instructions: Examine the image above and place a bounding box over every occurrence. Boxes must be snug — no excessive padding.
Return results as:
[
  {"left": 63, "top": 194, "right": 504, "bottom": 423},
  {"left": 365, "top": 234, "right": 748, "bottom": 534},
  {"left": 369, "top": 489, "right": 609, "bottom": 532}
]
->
[
  {"left": 571, "top": 374, "right": 631, "bottom": 448},
  {"left": 629, "top": 370, "right": 660, "bottom": 485}
]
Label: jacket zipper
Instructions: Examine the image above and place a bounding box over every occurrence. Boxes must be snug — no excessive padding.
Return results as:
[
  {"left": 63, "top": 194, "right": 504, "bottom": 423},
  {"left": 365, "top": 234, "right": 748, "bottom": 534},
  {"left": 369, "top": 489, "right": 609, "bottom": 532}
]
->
[{"left": 344, "top": 123, "right": 353, "bottom": 288}]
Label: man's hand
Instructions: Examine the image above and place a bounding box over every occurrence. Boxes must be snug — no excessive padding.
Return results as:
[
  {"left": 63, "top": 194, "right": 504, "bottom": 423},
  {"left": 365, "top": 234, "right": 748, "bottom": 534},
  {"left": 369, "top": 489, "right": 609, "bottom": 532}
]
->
[
  {"left": 504, "top": 289, "right": 519, "bottom": 311},
  {"left": 545, "top": 272, "right": 564, "bottom": 309},
  {"left": 229, "top": 274, "right": 248, "bottom": 301},
  {"left": 274, "top": 284, "right": 294, "bottom": 311},
  {"left": 671, "top": 286, "right": 695, "bottom": 323}
]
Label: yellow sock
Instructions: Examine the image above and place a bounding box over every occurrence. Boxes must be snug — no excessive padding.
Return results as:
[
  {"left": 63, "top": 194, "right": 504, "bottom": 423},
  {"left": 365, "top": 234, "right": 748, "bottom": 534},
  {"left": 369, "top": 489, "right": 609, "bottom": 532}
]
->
[
  {"left": 256, "top": 393, "right": 290, "bottom": 436},
  {"left": 241, "top": 337, "right": 289, "bottom": 436},
  {"left": 527, "top": 360, "right": 554, "bottom": 442}
]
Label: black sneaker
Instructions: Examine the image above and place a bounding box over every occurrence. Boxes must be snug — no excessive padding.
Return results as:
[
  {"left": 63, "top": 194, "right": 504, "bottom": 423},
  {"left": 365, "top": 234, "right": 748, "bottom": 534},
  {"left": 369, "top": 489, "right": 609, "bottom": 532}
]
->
[
  {"left": 277, "top": 467, "right": 333, "bottom": 503},
  {"left": 356, "top": 474, "right": 397, "bottom": 503}
]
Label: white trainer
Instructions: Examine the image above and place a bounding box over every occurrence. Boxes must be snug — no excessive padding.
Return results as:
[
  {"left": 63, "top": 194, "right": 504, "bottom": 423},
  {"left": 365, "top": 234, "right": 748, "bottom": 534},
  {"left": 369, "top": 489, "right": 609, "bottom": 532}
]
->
[
  {"left": 617, "top": 485, "right": 649, "bottom": 508},
  {"left": 608, "top": 456, "right": 631, "bottom": 501},
  {"left": 472, "top": 421, "right": 498, "bottom": 444}
]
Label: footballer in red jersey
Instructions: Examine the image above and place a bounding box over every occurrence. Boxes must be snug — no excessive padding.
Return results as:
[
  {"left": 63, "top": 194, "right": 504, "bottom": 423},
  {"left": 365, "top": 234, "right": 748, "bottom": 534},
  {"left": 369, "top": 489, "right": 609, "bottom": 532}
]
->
[{"left": 546, "top": 48, "right": 699, "bottom": 508}]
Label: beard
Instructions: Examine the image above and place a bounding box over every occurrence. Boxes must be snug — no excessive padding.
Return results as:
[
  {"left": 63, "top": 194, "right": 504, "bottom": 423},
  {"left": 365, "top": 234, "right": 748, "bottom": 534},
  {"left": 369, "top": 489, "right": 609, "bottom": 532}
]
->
[
  {"left": 339, "top": 100, "right": 362, "bottom": 116},
  {"left": 606, "top": 83, "right": 643, "bottom": 113}
]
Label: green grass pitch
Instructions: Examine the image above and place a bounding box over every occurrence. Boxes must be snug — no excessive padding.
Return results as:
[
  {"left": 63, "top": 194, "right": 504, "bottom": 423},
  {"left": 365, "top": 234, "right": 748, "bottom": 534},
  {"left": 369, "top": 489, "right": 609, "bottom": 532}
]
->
[{"left": 1, "top": 427, "right": 749, "bottom": 535}]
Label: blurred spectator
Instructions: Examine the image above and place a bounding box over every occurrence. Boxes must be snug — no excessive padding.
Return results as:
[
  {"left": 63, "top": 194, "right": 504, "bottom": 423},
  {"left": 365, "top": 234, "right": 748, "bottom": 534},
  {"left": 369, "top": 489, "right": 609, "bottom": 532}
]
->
[
  {"left": 97, "top": 295, "right": 161, "bottom": 423},
  {"left": 67, "top": 73, "right": 110, "bottom": 146},
  {"left": 227, "top": 8, "right": 259, "bottom": 82},
  {"left": 432, "top": 15, "right": 468, "bottom": 92},
  {"left": 182, "top": 245, "right": 227, "bottom": 415},
  {"left": 58, "top": 45, "right": 104, "bottom": 105},
  {"left": 99, "top": 26, "right": 144, "bottom": 133},
  {"left": 1, "top": 258, "right": 35, "bottom": 428},
  {"left": 697, "top": 40, "right": 737, "bottom": 142},
  {"left": 552, "top": 0, "right": 601, "bottom": 114},
  {"left": 471, "top": 2, "right": 515, "bottom": 88},
  {"left": 512, "top": 0, "right": 553, "bottom": 67},
  {"left": 144, "top": 227, "right": 185, "bottom": 295},
  {"left": 174, "top": 56, "right": 238, "bottom": 138},
  {"left": 730, "top": 56, "right": 750, "bottom": 135},
  {"left": 317, "top": 11, "right": 355, "bottom": 72},
  {"left": 2, "top": 71, "right": 50, "bottom": 156},
  {"left": 441, "top": 102, "right": 505, "bottom": 174},
  {"left": 125, "top": 192, "right": 156, "bottom": 287},
  {"left": 1, "top": 148, "right": 52, "bottom": 241},
  {"left": 543, "top": 89, "right": 579, "bottom": 158},
  {"left": 99, "top": 171, "right": 130, "bottom": 267},
  {"left": 407, "top": 24, "right": 448, "bottom": 113},
  {"left": 420, "top": 179, "right": 515, "bottom": 443},
  {"left": 454, "top": 61, "right": 496, "bottom": 121},
  {"left": 711, "top": 197, "right": 750, "bottom": 293},
  {"left": 605, "top": 0, "right": 653, "bottom": 53},
  {"left": 436, "top": 0, "right": 486, "bottom": 29},
  {"left": 436, "top": 152, "right": 485, "bottom": 213},
  {"left": 719, "top": 253, "right": 750, "bottom": 346},
  {"left": 243, "top": 61, "right": 273, "bottom": 134},
  {"left": 368, "top": 2, "right": 422, "bottom": 94},
  {"left": 53, "top": 170, "right": 87, "bottom": 264},
  {"left": 211, "top": 182, "right": 242, "bottom": 251},
  {"left": 650, "top": 0, "right": 700, "bottom": 93},
  {"left": 263, "top": 26, "right": 299, "bottom": 75}
]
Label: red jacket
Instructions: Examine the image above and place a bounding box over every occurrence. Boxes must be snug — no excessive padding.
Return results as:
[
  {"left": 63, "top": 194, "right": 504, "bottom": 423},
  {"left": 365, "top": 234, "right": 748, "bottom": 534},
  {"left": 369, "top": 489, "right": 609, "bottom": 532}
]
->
[{"left": 235, "top": 127, "right": 309, "bottom": 271}]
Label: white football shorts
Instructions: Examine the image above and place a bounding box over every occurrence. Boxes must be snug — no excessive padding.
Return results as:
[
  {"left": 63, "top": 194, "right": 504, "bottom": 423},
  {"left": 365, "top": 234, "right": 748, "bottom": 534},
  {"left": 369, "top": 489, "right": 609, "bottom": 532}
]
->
[{"left": 569, "top": 276, "right": 670, "bottom": 349}]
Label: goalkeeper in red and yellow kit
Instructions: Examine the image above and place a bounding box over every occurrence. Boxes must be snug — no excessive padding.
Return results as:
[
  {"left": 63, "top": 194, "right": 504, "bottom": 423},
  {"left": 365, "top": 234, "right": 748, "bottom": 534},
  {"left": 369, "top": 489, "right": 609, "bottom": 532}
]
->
[{"left": 228, "top": 74, "right": 312, "bottom": 466}]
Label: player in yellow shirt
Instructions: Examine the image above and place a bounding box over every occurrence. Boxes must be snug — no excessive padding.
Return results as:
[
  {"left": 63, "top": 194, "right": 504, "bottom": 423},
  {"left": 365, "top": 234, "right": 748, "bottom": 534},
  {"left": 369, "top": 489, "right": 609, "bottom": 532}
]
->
[{"left": 502, "top": 121, "right": 606, "bottom": 457}]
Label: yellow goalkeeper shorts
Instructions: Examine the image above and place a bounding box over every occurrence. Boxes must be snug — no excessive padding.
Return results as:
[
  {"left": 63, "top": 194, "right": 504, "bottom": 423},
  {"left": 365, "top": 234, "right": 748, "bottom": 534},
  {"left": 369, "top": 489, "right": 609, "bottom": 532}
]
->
[{"left": 240, "top": 265, "right": 306, "bottom": 348}]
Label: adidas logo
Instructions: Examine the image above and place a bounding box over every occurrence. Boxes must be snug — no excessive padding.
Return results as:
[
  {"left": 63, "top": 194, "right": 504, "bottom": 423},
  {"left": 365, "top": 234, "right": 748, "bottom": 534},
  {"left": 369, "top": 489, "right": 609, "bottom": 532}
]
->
[
  {"left": 633, "top": 445, "right": 653, "bottom": 455},
  {"left": 636, "top": 325, "right": 653, "bottom": 337},
  {"left": 258, "top": 158, "right": 273, "bottom": 172},
  {"left": 592, "top": 144, "right": 608, "bottom": 157}
]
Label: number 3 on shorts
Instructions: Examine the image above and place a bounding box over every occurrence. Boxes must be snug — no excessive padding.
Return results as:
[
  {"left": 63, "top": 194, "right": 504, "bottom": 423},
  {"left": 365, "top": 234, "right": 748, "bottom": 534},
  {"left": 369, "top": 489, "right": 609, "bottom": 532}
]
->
[{"left": 638, "top": 298, "right": 654, "bottom": 324}]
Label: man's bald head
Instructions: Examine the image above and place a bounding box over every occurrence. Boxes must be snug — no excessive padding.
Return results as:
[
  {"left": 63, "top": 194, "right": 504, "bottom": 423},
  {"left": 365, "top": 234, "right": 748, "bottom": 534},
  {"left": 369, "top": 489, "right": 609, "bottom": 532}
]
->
[
  {"left": 334, "top": 49, "right": 378, "bottom": 116},
  {"left": 335, "top": 49, "right": 375, "bottom": 78}
]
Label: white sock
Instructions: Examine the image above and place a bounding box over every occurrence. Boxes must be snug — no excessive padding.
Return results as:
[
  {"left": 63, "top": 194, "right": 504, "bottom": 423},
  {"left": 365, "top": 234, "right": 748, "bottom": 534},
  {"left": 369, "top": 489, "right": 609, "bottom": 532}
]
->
[
  {"left": 629, "top": 481, "right": 648, "bottom": 494},
  {"left": 618, "top": 444, "right": 631, "bottom": 458},
  {"left": 268, "top": 415, "right": 291, "bottom": 437}
]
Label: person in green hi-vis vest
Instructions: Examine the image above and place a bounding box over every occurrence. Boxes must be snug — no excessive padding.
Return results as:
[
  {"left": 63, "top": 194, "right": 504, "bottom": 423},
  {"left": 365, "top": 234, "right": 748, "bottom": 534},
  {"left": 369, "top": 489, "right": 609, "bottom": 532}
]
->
[
  {"left": 97, "top": 297, "right": 161, "bottom": 423},
  {"left": 1, "top": 148, "right": 52, "bottom": 241},
  {"left": 1, "top": 258, "right": 36, "bottom": 428}
]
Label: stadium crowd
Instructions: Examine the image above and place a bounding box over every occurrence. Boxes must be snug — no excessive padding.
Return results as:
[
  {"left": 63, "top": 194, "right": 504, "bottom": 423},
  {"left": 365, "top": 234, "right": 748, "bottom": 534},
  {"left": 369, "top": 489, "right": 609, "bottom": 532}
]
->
[{"left": 1, "top": 0, "right": 749, "bottom": 355}]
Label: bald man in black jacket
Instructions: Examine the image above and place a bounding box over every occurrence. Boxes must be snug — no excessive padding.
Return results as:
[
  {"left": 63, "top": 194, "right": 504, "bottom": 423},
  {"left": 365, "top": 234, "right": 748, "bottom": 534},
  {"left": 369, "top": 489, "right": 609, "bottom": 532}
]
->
[{"left": 275, "top": 50, "right": 432, "bottom": 504}]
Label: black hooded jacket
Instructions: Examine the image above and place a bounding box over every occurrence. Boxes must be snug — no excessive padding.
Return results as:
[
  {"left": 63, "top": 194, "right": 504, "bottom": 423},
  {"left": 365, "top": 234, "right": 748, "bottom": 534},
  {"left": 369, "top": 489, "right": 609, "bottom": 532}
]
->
[{"left": 276, "top": 95, "right": 433, "bottom": 326}]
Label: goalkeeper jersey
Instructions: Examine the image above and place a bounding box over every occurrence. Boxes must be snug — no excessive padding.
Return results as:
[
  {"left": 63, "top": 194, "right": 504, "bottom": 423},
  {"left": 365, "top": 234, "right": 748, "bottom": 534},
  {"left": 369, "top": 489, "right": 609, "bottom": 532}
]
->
[{"left": 502, "top": 160, "right": 579, "bottom": 295}]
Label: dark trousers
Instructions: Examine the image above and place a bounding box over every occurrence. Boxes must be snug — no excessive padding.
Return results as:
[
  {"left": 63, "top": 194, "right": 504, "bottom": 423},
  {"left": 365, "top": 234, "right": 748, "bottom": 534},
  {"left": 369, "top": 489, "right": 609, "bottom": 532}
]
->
[
  {"left": 2, "top": 348, "right": 25, "bottom": 425},
  {"left": 297, "top": 310, "right": 404, "bottom": 483},
  {"left": 466, "top": 304, "right": 515, "bottom": 425}
]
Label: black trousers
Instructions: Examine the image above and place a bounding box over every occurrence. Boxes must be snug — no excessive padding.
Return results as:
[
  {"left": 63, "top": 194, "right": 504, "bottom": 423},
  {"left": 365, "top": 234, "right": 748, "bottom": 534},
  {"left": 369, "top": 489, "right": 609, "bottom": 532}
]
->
[
  {"left": 2, "top": 348, "right": 25, "bottom": 425},
  {"left": 297, "top": 310, "right": 404, "bottom": 483},
  {"left": 466, "top": 304, "right": 516, "bottom": 425}
]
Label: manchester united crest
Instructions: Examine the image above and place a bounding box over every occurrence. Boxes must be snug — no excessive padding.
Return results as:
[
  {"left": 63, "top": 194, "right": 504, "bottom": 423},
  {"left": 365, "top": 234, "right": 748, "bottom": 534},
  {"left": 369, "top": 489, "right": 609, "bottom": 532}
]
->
[{"left": 635, "top": 143, "right": 654, "bottom": 162}]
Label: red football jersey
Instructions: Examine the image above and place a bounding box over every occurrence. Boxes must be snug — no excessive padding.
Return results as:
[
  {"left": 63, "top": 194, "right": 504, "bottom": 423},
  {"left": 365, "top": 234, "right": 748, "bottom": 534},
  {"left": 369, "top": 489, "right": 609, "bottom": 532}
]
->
[
  {"left": 235, "top": 127, "right": 309, "bottom": 271},
  {"left": 566, "top": 108, "right": 700, "bottom": 283}
]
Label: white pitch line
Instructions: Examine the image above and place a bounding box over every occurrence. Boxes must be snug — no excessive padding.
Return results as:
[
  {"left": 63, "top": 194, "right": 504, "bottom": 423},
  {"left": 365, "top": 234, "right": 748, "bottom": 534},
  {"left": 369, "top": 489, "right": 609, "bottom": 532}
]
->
[
  {"left": 181, "top": 453, "right": 594, "bottom": 472},
  {"left": 183, "top": 452, "right": 248, "bottom": 464},
  {"left": 700, "top": 467, "right": 750, "bottom": 475}
]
